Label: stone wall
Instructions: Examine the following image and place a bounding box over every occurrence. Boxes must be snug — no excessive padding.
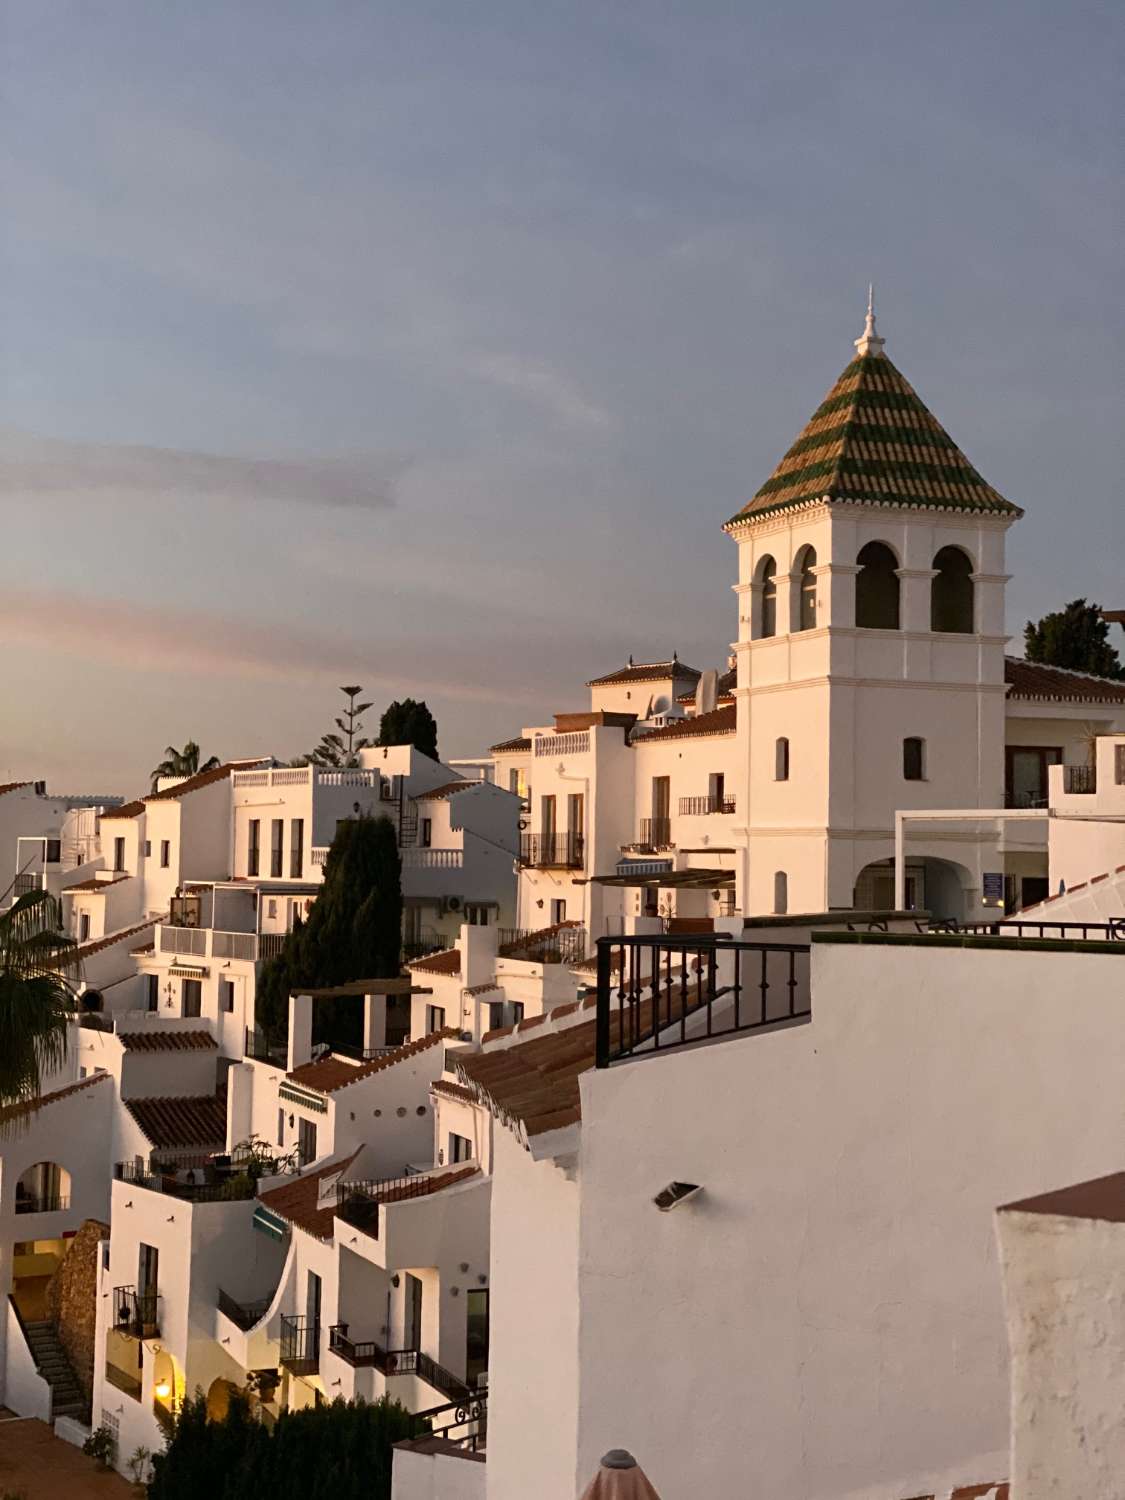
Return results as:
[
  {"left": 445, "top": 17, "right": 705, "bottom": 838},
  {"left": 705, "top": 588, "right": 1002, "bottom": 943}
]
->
[{"left": 46, "top": 1218, "right": 108, "bottom": 1406}]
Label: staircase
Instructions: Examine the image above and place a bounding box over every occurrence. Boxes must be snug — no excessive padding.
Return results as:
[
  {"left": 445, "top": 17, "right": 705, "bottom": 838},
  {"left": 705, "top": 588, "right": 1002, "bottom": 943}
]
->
[{"left": 23, "top": 1320, "right": 87, "bottom": 1421}]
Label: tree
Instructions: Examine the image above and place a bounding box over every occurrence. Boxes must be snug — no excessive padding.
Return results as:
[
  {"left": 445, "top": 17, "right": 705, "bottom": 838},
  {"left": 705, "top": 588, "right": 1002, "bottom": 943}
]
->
[
  {"left": 0, "top": 891, "right": 79, "bottom": 1114},
  {"left": 254, "top": 815, "right": 402, "bottom": 1041},
  {"left": 150, "top": 741, "right": 221, "bottom": 792},
  {"left": 306, "top": 686, "right": 374, "bottom": 768},
  {"left": 378, "top": 698, "right": 439, "bottom": 761},
  {"left": 1024, "top": 599, "right": 1123, "bottom": 680}
]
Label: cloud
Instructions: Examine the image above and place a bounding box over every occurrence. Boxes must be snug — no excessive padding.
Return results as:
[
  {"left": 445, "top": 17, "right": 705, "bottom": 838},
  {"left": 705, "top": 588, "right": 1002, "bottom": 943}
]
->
[
  {"left": 468, "top": 353, "right": 612, "bottom": 431},
  {"left": 0, "top": 428, "right": 403, "bottom": 511}
]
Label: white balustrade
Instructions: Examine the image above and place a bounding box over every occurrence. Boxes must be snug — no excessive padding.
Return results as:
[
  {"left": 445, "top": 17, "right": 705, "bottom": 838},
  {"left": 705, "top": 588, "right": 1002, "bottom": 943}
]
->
[
  {"left": 232, "top": 771, "right": 270, "bottom": 788},
  {"left": 310, "top": 847, "right": 330, "bottom": 868},
  {"left": 270, "top": 768, "right": 313, "bottom": 786},
  {"left": 400, "top": 849, "right": 465, "bottom": 870},
  {"left": 533, "top": 731, "right": 590, "bottom": 758},
  {"left": 315, "top": 770, "right": 377, "bottom": 787}
]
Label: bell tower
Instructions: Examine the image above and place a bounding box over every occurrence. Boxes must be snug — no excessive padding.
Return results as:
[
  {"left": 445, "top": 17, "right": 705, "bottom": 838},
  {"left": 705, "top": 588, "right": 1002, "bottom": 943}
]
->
[{"left": 726, "top": 297, "right": 1022, "bottom": 918}]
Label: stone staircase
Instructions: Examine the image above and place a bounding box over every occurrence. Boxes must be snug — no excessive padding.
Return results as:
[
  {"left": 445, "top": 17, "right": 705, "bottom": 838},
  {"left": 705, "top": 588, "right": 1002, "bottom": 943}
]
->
[{"left": 23, "top": 1320, "right": 87, "bottom": 1421}]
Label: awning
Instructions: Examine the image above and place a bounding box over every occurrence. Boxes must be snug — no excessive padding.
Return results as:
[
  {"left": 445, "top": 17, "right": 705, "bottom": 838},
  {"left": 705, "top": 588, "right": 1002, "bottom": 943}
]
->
[
  {"left": 252, "top": 1206, "right": 288, "bottom": 1242},
  {"left": 169, "top": 964, "right": 210, "bottom": 978},
  {"left": 590, "top": 868, "right": 735, "bottom": 890}
]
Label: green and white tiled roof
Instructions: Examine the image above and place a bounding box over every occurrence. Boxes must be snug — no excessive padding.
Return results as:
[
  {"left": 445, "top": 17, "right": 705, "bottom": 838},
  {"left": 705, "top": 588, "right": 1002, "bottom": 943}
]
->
[{"left": 726, "top": 330, "right": 1021, "bottom": 527}]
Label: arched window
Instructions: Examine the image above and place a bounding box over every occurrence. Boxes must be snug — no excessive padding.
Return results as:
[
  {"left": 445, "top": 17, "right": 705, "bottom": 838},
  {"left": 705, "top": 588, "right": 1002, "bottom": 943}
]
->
[
  {"left": 930, "top": 546, "right": 974, "bottom": 633},
  {"left": 796, "top": 546, "right": 817, "bottom": 631},
  {"left": 773, "top": 871, "right": 788, "bottom": 914},
  {"left": 903, "top": 737, "right": 925, "bottom": 781},
  {"left": 775, "top": 737, "right": 790, "bottom": 781},
  {"left": 14, "top": 1162, "right": 71, "bottom": 1214},
  {"left": 855, "top": 542, "right": 900, "bottom": 629},
  {"left": 756, "top": 556, "right": 777, "bottom": 639}
]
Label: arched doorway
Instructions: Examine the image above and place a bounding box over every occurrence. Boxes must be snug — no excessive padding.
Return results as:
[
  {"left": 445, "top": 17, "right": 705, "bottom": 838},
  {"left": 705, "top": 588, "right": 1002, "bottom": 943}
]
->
[{"left": 206, "top": 1376, "right": 241, "bottom": 1422}]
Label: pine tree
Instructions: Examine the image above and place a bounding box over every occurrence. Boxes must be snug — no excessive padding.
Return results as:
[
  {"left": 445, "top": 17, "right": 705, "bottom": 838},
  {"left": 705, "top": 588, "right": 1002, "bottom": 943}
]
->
[
  {"left": 378, "top": 698, "right": 439, "bottom": 761},
  {"left": 1024, "top": 599, "right": 1123, "bottom": 679}
]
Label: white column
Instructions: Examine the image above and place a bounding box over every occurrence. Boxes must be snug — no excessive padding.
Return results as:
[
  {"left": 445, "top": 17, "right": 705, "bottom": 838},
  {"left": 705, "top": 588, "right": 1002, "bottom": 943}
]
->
[
  {"left": 894, "top": 813, "right": 905, "bottom": 910},
  {"left": 362, "top": 993, "right": 386, "bottom": 1053},
  {"left": 287, "top": 992, "right": 313, "bottom": 1072}
]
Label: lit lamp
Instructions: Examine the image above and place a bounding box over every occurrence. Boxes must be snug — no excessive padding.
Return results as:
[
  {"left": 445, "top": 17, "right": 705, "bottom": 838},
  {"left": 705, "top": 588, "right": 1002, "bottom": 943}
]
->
[{"left": 155, "top": 1380, "right": 172, "bottom": 1400}]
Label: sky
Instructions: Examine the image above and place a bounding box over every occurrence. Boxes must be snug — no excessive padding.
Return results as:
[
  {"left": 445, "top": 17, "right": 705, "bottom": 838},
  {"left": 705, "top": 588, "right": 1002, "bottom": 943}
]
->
[{"left": 1, "top": 0, "right": 1122, "bottom": 795}]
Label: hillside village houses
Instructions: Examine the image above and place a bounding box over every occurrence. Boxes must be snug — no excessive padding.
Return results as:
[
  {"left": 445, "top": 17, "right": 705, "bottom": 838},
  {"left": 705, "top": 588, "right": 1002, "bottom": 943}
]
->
[{"left": 2, "top": 302, "right": 1125, "bottom": 1498}]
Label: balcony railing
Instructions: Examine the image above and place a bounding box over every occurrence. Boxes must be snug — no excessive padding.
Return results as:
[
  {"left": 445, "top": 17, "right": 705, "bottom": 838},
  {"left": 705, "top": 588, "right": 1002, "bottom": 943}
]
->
[
  {"left": 217, "top": 1288, "right": 273, "bottom": 1332},
  {"left": 497, "top": 924, "right": 587, "bottom": 965},
  {"left": 408, "top": 1391, "right": 488, "bottom": 1452},
  {"left": 938, "top": 918, "right": 1125, "bottom": 943},
  {"left": 160, "top": 925, "right": 267, "bottom": 961},
  {"left": 533, "top": 731, "right": 589, "bottom": 757},
  {"left": 259, "top": 932, "right": 287, "bottom": 960},
  {"left": 635, "top": 818, "right": 673, "bottom": 850},
  {"left": 280, "top": 1314, "right": 320, "bottom": 1376},
  {"left": 677, "top": 795, "right": 736, "bottom": 816},
  {"left": 244, "top": 1027, "right": 287, "bottom": 1067},
  {"left": 595, "top": 934, "right": 811, "bottom": 1068},
  {"left": 310, "top": 846, "right": 330, "bottom": 868},
  {"left": 391, "top": 1349, "right": 472, "bottom": 1402},
  {"left": 329, "top": 1173, "right": 443, "bottom": 1238},
  {"left": 113, "top": 1286, "right": 161, "bottom": 1339},
  {"left": 328, "top": 1324, "right": 390, "bottom": 1369},
  {"left": 113, "top": 1160, "right": 263, "bottom": 1202},
  {"left": 401, "top": 848, "right": 465, "bottom": 869},
  {"left": 1063, "top": 765, "right": 1097, "bottom": 795},
  {"left": 15, "top": 1194, "right": 70, "bottom": 1214},
  {"left": 518, "top": 833, "right": 584, "bottom": 869}
]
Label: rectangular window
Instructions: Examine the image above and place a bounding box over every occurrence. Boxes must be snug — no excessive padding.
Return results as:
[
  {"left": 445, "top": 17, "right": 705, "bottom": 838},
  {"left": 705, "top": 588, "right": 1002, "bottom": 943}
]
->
[
  {"left": 247, "top": 820, "right": 260, "bottom": 877},
  {"left": 298, "top": 1117, "right": 317, "bottom": 1167},
  {"left": 45, "top": 838, "right": 61, "bottom": 864},
  {"left": 426, "top": 1004, "right": 447, "bottom": 1034},
  {"left": 449, "top": 1133, "right": 473, "bottom": 1164},
  {"left": 903, "top": 737, "right": 925, "bottom": 781},
  {"left": 466, "top": 903, "right": 490, "bottom": 926},
  {"left": 567, "top": 792, "right": 583, "bottom": 835},
  {"left": 775, "top": 739, "right": 790, "bottom": 782},
  {"left": 509, "top": 768, "right": 520, "bottom": 794},
  {"left": 270, "top": 819, "right": 283, "bottom": 878},
  {"left": 219, "top": 979, "right": 235, "bottom": 1014},
  {"left": 78, "top": 912, "right": 90, "bottom": 942},
  {"left": 1116, "top": 744, "right": 1125, "bottom": 786},
  {"left": 550, "top": 898, "right": 567, "bottom": 925},
  {"left": 1005, "top": 746, "right": 1062, "bottom": 808},
  {"left": 290, "top": 819, "right": 304, "bottom": 878},
  {"left": 540, "top": 794, "right": 557, "bottom": 840},
  {"left": 145, "top": 974, "right": 159, "bottom": 1013},
  {"left": 113, "top": 837, "right": 125, "bottom": 872},
  {"left": 182, "top": 979, "right": 202, "bottom": 1018},
  {"left": 277, "top": 1108, "right": 285, "bottom": 1148},
  {"left": 420, "top": 818, "right": 432, "bottom": 848},
  {"left": 160, "top": 840, "right": 170, "bottom": 868},
  {"left": 143, "top": 840, "right": 151, "bottom": 859},
  {"left": 709, "top": 772, "right": 726, "bottom": 809}
]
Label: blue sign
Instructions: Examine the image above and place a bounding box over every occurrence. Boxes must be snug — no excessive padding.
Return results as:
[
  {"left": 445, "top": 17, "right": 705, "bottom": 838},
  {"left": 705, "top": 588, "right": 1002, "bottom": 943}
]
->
[{"left": 982, "top": 872, "right": 1004, "bottom": 903}]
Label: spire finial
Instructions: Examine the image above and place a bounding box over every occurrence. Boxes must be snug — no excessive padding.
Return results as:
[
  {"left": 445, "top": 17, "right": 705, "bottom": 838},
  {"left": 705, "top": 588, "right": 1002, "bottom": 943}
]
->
[{"left": 854, "top": 282, "right": 885, "bottom": 357}]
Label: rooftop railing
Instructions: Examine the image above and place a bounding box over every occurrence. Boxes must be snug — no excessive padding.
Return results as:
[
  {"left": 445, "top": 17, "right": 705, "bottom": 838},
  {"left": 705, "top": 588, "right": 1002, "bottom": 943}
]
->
[
  {"left": 595, "top": 933, "right": 811, "bottom": 1068},
  {"left": 533, "top": 731, "right": 589, "bottom": 757},
  {"left": 497, "top": 923, "right": 587, "bottom": 965},
  {"left": 1062, "top": 765, "right": 1097, "bottom": 795},
  {"left": 217, "top": 1288, "right": 273, "bottom": 1332},
  {"left": 408, "top": 1391, "right": 488, "bottom": 1452},
  {"left": 933, "top": 917, "right": 1125, "bottom": 943}
]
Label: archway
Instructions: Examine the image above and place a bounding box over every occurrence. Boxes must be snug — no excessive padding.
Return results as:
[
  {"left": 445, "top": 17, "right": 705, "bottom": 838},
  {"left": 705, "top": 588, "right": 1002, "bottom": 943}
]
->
[
  {"left": 14, "top": 1162, "right": 70, "bottom": 1216},
  {"left": 206, "top": 1376, "right": 241, "bottom": 1422},
  {"left": 794, "top": 546, "right": 818, "bottom": 631},
  {"left": 930, "top": 545, "right": 974, "bottom": 633},
  {"left": 755, "top": 555, "right": 778, "bottom": 639},
  {"left": 855, "top": 542, "right": 900, "bottom": 629}
]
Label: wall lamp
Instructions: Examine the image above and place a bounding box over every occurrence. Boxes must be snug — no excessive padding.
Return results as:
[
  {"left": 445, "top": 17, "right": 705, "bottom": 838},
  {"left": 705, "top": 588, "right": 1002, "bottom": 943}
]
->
[{"left": 653, "top": 1181, "right": 702, "bottom": 1213}]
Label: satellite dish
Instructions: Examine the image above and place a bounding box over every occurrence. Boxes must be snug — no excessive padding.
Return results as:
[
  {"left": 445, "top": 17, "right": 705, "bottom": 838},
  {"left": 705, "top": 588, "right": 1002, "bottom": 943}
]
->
[{"left": 695, "top": 670, "right": 718, "bottom": 715}]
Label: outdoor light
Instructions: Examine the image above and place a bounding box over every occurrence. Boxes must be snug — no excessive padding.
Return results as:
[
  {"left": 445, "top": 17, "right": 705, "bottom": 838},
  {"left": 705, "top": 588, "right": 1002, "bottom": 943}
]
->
[
  {"left": 653, "top": 1181, "right": 703, "bottom": 1213},
  {"left": 155, "top": 1380, "right": 171, "bottom": 1399}
]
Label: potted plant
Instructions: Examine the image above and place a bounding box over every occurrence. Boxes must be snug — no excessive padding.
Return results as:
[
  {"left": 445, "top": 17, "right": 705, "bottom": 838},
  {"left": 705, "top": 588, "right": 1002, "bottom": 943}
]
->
[{"left": 82, "top": 1425, "right": 115, "bottom": 1469}]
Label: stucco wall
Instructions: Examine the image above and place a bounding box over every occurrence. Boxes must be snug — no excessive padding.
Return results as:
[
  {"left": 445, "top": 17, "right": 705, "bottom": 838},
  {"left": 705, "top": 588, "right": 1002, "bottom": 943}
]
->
[
  {"left": 392, "top": 1444, "right": 487, "bottom": 1500},
  {"left": 559, "top": 940, "right": 1125, "bottom": 1500}
]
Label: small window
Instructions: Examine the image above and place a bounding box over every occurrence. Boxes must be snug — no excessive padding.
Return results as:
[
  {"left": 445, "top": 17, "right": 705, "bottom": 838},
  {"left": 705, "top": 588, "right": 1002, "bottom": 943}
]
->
[
  {"left": 182, "top": 979, "right": 202, "bottom": 1018},
  {"left": 756, "top": 556, "right": 777, "bottom": 639},
  {"left": 796, "top": 546, "right": 817, "bottom": 631},
  {"left": 45, "top": 838, "right": 61, "bottom": 864},
  {"left": 930, "top": 546, "right": 974, "bottom": 633},
  {"left": 143, "top": 840, "right": 151, "bottom": 858},
  {"left": 113, "top": 837, "right": 125, "bottom": 873},
  {"left": 775, "top": 737, "right": 790, "bottom": 781},
  {"left": 426, "top": 1004, "right": 446, "bottom": 1034},
  {"left": 773, "top": 871, "right": 788, "bottom": 915},
  {"left": 297, "top": 1118, "right": 317, "bottom": 1167},
  {"left": 290, "top": 818, "right": 304, "bottom": 879},
  {"left": 267, "top": 899, "right": 277, "bottom": 919},
  {"left": 449, "top": 1133, "right": 473, "bottom": 1164},
  {"left": 550, "top": 898, "right": 567, "bottom": 925},
  {"left": 277, "top": 1109, "right": 285, "bottom": 1148},
  {"left": 247, "top": 820, "right": 260, "bottom": 877},
  {"left": 420, "top": 818, "right": 432, "bottom": 848},
  {"left": 1116, "top": 744, "right": 1125, "bottom": 786},
  {"left": 78, "top": 912, "right": 90, "bottom": 942},
  {"left": 903, "top": 737, "right": 926, "bottom": 781},
  {"left": 219, "top": 979, "right": 235, "bottom": 1014},
  {"left": 270, "top": 819, "right": 284, "bottom": 878},
  {"left": 145, "top": 974, "right": 159, "bottom": 1013},
  {"left": 160, "top": 840, "right": 171, "bottom": 868}
]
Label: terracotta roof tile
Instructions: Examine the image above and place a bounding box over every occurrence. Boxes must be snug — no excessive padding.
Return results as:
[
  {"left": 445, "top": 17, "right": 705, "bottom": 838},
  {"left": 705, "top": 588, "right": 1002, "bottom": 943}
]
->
[
  {"left": 64, "top": 875, "right": 132, "bottom": 893},
  {"left": 430, "top": 1079, "right": 478, "bottom": 1106},
  {"left": 902, "top": 1487, "right": 1009, "bottom": 1500},
  {"left": 1000, "top": 1170, "right": 1125, "bottom": 1225},
  {"left": 257, "top": 1152, "right": 361, "bottom": 1240},
  {"left": 0, "top": 1072, "right": 110, "bottom": 1127},
  {"left": 1005, "top": 656, "right": 1125, "bottom": 704},
  {"left": 287, "top": 1028, "right": 458, "bottom": 1095},
  {"left": 413, "top": 781, "right": 477, "bottom": 801},
  {"left": 728, "top": 349, "right": 1019, "bottom": 526},
  {"left": 125, "top": 1094, "right": 227, "bottom": 1149},
  {"left": 100, "top": 800, "right": 146, "bottom": 820},
  {"left": 588, "top": 659, "right": 700, "bottom": 687},
  {"left": 118, "top": 1030, "right": 216, "bottom": 1053},
  {"left": 407, "top": 947, "right": 462, "bottom": 976},
  {"left": 634, "top": 705, "right": 736, "bottom": 742},
  {"left": 145, "top": 762, "right": 252, "bottom": 802},
  {"left": 490, "top": 736, "right": 531, "bottom": 755},
  {"left": 0, "top": 781, "right": 33, "bottom": 796},
  {"left": 56, "top": 918, "right": 159, "bottom": 970}
]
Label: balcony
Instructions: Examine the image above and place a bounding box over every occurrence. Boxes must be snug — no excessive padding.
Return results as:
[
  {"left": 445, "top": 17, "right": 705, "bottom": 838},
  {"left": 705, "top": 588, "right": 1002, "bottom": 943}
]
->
[
  {"left": 633, "top": 818, "right": 673, "bottom": 851},
  {"left": 113, "top": 1286, "right": 161, "bottom": 1339},
  {"left": 518, "top": 833, "right": 584, "bottom": 869},
  {"left": 328, "top": 1324, "right": 391, "bottom": 1369},
  {"left": 678, "top": 795, "right": 736, "bottom": 816},
  {"left": 15, "top": 1194, "right": 70, "bottom": 1215},
  {"left": 280, "top": 1314, "right": 320, "bottom": 1376},
  {"left": 1063, "top": 765, "right": 1097, "bottom": 795},
  {"left": 113, "top": 1155, "right": 274, "bottom": 1203},
  {"left": 217, "top": 1288, "right": 273, "bottom": 1332},
  {"left": 158, "top": 925, "right": 276, "bottom": 962},
  {"left": 497, "top": 924, "right": 586, "bottom": 965}
]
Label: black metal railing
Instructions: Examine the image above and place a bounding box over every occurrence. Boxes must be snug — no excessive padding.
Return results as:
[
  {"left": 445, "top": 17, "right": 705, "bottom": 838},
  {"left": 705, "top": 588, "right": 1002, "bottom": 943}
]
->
[
  {"left": 391, "top": 1349, "right": 472, "bottom": 1401},
  {"left": 244, "top": 1027, "right": 286, "bottom": 1067},
  {"left": 327, "top": 1040, "right": 401, "bottom": 1063},
  {"left": 637, "top": 818, "right": 673, "bottom": 849},
  {"left": 113, "top": 1286, "right": 161, "bottom": 1339},
  {"left": 217, "top": 1288, "right": 273, "bottom": 1332},
  {"left": 12, "top": 873, "right": 39, "bottom": 899},
  {"left": 77, "top": 1012, "right": 115, "bottom": 1032},
  {"left": 328, "top": 1324, "right": 390, "bottom": 1369},
  {"left": 496, "top": 924, "right": 587, "bottom": 965},
  {"left": 330, "top": 1172, "right": 446, "bottom": 1238},
  {"left": 677, "top": 796, "right": 736, "bottom": 816},
  {"left": 113, "top": 1160, "right": 260, "bottom": 1203},
  {"left": 941, "top": 918, "right": 1125, "bottom": 943},
  {"left": 15, "top": 1194, "right": 70, "bottom": 1214},
  {"left": 408, "top": 1391, "right": 488, "bottom": 1452},
  {"left": 1063, "top": 765, "right": 1097, "bottom": 795},
  {"left": 595, "top": 934, "right": 811, "bottom": 1068},
  {"left": 518, "top": 833, "right": 584, "bottom": 869},
  {"left": 280, "top": 1314, "right": 320, "bottom": 1375}
]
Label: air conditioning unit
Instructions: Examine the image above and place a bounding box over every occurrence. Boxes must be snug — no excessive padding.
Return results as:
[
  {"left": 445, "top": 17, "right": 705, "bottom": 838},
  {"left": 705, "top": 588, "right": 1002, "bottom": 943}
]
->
[
  {"left": 441, "top": 895, "right": 464, "bottom": 916},
  {"left": 379, "top": 780, "right": 395, "bottom": 801}
]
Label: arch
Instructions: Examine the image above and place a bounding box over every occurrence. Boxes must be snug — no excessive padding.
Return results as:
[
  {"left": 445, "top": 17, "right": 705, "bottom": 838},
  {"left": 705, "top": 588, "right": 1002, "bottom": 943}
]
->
[
  {"left": 775, "top": 737, "right": 790, "bottom": 781},
  {"left": 14, "top": 1162, "right": 70, "bottom": 1214},
  {"left": 795, "top": 545, "right": 818, "bottom": 631},
  {"left": 206, "top": 1376, "right": 241, "bottom": 1423},
  {"left": 755, "top": 555, "right": 777, "bottom": 639},
  {"left": 930, "top": 545, "right": 974, "bottom": 633},
  {"left": 772, "top": 871, "right": 788, "bottom": 914},
  {"left": 855, "top": 542, "right": 900, "bottom": 629}
]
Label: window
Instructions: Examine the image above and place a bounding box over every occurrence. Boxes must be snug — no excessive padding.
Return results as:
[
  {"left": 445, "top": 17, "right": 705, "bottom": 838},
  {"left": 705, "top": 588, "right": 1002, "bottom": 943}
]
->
[
  {"left": 796, "top": 546, "right": 818, "bottom": 631},
  {"left": 449, "top": 1133, "right": 473, "bottom": 1164},
  {"left": 855, "top": 542, "right": 900, "bottom": 629},
  {"left": 143, "top": 841, "right": 151, "bottom": 859},
  {"left": 1005, "top": 746, "right": 1062, "bottom": 809},
  {"left": 756, "top": 555, "right": 777, "bottom": 639},
  {"left": 426, "top": 1004, "right": 447, "bottom": 1034},
  {"left": 420, "top": 818, "right": 432, "bottom": 848},
  {"left": 290, "top": 819, "right": 304, "bottom": 878},
  {"left": 708, "top": 772, "right": 726, "bottom": 811},
  {"left": 775, "top": 737, "right": 790, "bottom": 781},
  {"left": 160, "top": 839, "right": 171, "bottom": 868},
  {"left": 1116, "top": 744, "right": 1125, "bottom": 786},
  {"left": 540, "top": 795, "right": 556, "bottom": 840},
  {"left": 298, "top": 1118, "right": 318, "bottom": 1168},
  {"left": 773, "top": 871, "right": 788, "bottom": 914},
  {"left": 270, "top": 819, "right": 283, "bottom": 878},
  {"left": 466, "top": 1288, "right": 489, "bottom": 1388},
  {"left": 78, "top": 912, "right": 90, "bottom": 942},
  {"left": 145, "top": 974, "right": 159, "bottom": 1013},
  {"left": 113, "top": 837, "right": 125, "bottom": 873},
  {"left": 508, "top": 768, "right": 520, "bottom": 794},
  {"left": 550, "top": 899, "right": 567, "bottom": 925},
  {"left": 182, "top": 979, "right": 202, "bottom": 1018},
  {"left": 930, "top": 546, "right": 974, "bottom": 633},
  {"left": 45, "top": 838, "right": 61, "bottom": 864},
  {"left": 567, "top": 792, "right": 584, "bottom": 837},
  {"left": 247, "top": 820, "right": 260, "bottom": 877},
  {"left": 903, "top": 737, "right": 926, "bottom": 781},
  {"left": 466, "top": 903, "right": 491, "bottom": 926},
  {"left": 277, "top": 1109, "right": 285, "bottom": 1148},
  {"left": 219, "top": 979, "right": 235, "bottom": 1014}
]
